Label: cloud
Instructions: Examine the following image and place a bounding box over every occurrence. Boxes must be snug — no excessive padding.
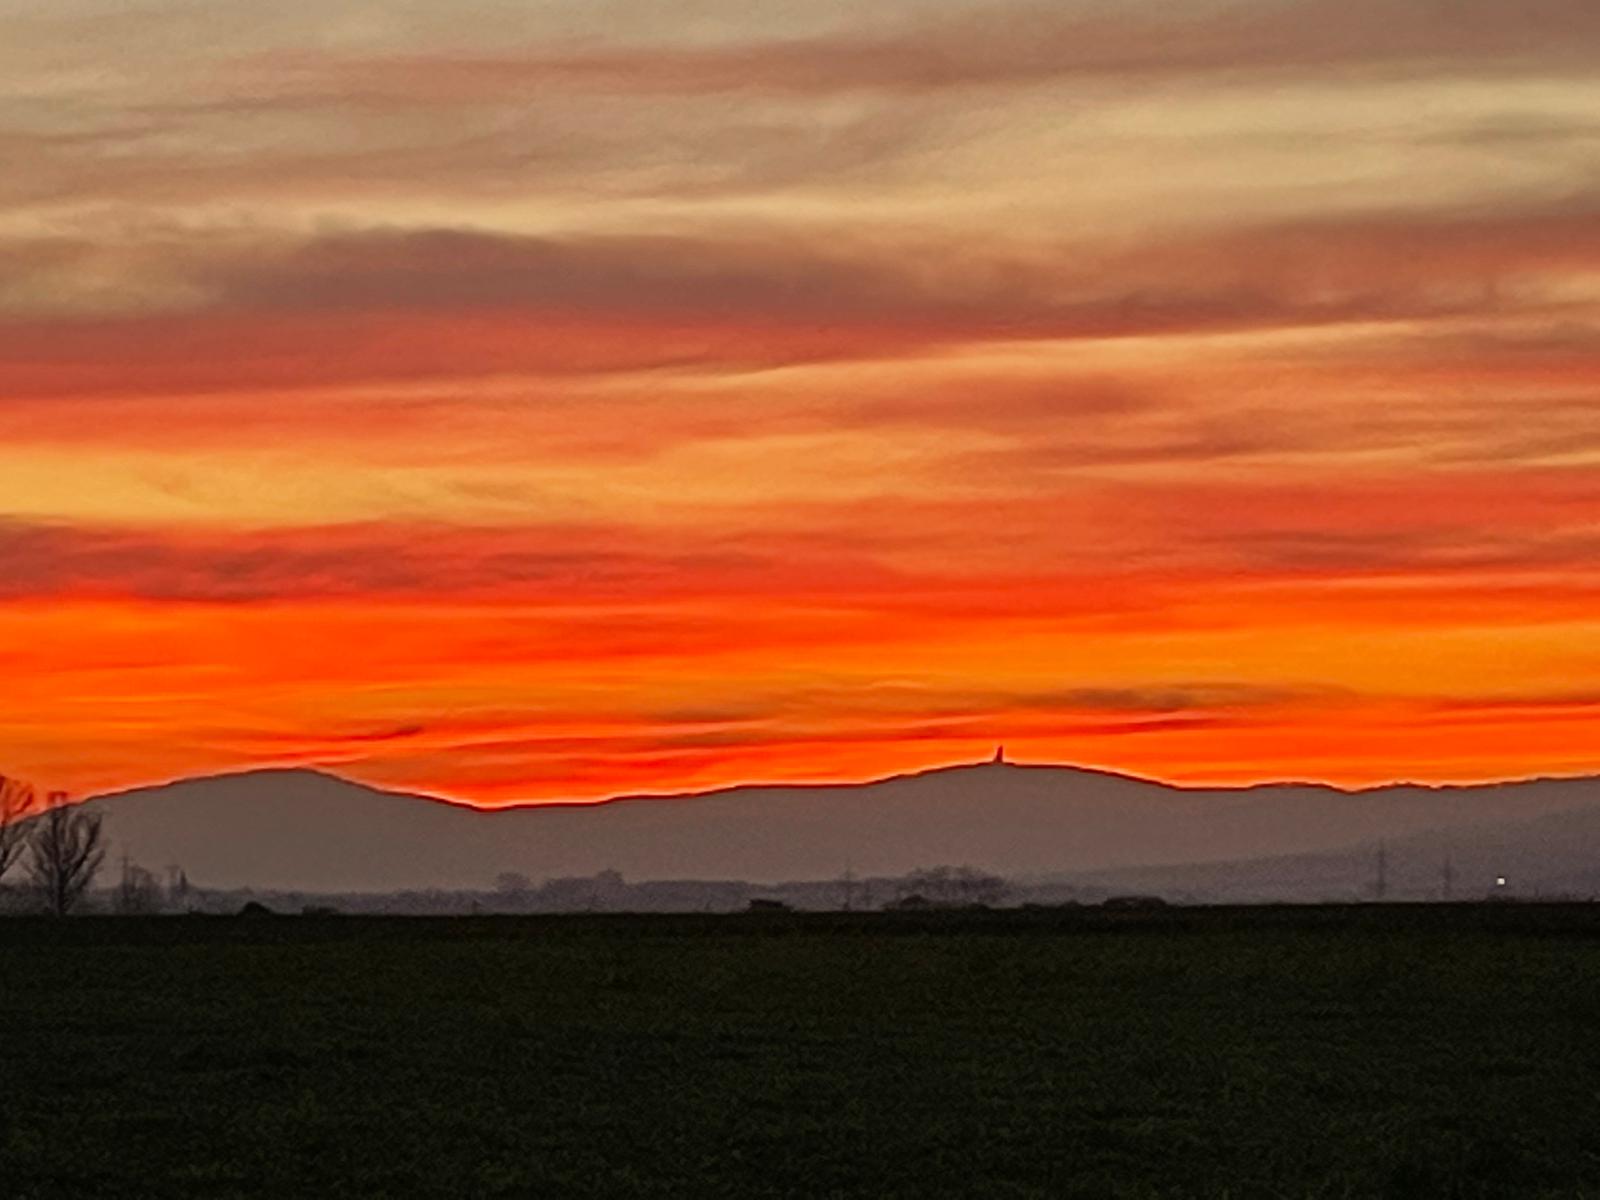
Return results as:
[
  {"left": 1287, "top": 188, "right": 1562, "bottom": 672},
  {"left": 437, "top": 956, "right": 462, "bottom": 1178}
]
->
[
  {"left": 0, "top": 519, "right": 917, "bottom": 605},
  {"left": 818, "top": 680, "right": 1340, "bottom": 726},
  {"left": 1429, "top": 692, "right": 1600, "bottom": 717},
  {"left": 0, "top": 519, "right": 660, "bottom": 603},
  {"left": 1229, "top": 529, "right": 1600, "bottom": 575},
  {"left": 239, "top": 0, "right": 1600, "bottom": 103},
  {"left": 10, "top": 188, "right": 1598, "bottom": 399},
  {"left": 0, "top": 96, "right": 938, "bottom": 216}
]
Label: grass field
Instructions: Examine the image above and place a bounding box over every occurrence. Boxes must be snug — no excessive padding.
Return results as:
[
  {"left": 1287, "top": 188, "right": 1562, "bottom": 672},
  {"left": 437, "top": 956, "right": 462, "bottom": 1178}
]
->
[{"left": 5, "top": 906, "right": 1600, "bottom": 1198}]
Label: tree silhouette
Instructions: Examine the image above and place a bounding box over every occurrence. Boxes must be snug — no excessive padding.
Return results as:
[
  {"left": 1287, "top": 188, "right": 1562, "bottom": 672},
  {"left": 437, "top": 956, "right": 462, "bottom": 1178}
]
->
[
  {"left": 115, "top": 856, "right": 162, "bottom": 914},
  {"left": 0, "top": 774, "right": 37, "bottom": 887},
  {"left": 898, "top": 865, "right": 1008, "bottom": 907},
  {"left": 494, "top": 872, "right": 531, "bottom": 898},
  {"left": 26, "top": 795, "right": 105, "bottom": 916}
]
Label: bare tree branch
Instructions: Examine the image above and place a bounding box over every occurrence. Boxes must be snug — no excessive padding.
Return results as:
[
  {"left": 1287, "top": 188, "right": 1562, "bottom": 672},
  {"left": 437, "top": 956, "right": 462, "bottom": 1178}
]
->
[
  {"left": 26, "top": 794, "right": 106, "bottom": 917},
  {"left": 0, "top": 774, "right": 38, "bottom": 886}
]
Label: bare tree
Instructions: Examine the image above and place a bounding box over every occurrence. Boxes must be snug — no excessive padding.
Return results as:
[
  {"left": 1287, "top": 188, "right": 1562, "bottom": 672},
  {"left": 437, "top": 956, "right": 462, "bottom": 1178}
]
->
[
  {"left": 26, "top": 794, "right": 106, "bottom": 916},
  {"left": 165, "top": 864, "right": 192, "bottom": 909},
  {"left": 0, "top": 774, "right": 37, "bottom": 887},
  {"left": 115, "top": 855, "right": 163, "bottom": 915}
]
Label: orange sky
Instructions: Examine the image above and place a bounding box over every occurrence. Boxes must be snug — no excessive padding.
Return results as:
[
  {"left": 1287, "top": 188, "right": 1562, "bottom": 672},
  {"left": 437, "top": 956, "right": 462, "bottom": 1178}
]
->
[{"left": 3, "top": 0, "right": 1599, "bottom": 802}]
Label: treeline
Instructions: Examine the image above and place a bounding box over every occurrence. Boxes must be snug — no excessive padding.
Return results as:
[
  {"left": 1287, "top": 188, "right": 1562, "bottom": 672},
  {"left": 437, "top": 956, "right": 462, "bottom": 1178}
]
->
[
  {"left": 0, "top": 774, "right": 200, "bottom": 916},
  {"left": 116, "top": 867, "right": 1027, "bottom": 918},
  {"left": 0, "top": 776, "right": 108, "bottom": 915},
  {"left": 487, "top": 864, "right": 1012, "bottom": 914}
]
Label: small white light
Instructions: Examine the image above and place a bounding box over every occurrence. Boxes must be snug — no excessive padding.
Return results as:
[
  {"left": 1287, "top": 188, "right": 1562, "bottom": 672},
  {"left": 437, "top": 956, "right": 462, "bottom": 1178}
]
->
[{"left": 1496, "top": 877, "right": 1507, "bottom": 887}]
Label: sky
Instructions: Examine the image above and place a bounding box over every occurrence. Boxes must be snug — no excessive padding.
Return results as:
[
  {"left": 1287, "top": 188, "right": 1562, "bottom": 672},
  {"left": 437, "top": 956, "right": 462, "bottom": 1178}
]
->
[{"left": 2, "top": 0, "right": 1599, "bottom": 803}]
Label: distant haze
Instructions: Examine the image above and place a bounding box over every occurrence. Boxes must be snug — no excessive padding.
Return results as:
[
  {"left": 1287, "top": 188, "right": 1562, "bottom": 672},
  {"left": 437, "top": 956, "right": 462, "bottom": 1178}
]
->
[{"left": 85, "top": 761, "right": 1600, "bottom": 895}]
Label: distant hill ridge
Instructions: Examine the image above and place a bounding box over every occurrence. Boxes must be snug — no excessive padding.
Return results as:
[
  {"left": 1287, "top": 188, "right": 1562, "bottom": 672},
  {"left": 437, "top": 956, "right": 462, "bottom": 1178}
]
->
[{"left": 78, "top": 760, "right": 1600, "bottom": 894}]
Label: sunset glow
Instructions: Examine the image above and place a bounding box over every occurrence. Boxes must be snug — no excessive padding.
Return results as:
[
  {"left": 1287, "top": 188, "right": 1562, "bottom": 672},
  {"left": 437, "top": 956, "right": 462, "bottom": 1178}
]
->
[{"left": 5, "top": 0, "right": 1600, "bottom": 802}]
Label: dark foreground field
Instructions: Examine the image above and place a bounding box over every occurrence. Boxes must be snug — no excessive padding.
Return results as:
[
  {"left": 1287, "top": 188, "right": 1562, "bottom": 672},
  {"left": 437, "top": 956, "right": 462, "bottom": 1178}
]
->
[{"left": 5, "top": 906, "right": 1600, "bottom": 1199}]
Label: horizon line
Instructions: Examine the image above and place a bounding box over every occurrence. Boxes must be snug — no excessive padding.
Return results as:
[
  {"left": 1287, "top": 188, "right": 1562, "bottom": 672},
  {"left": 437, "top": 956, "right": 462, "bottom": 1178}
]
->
[{"left": 80, "top": 754, "right": 1600, "bottom": 813}]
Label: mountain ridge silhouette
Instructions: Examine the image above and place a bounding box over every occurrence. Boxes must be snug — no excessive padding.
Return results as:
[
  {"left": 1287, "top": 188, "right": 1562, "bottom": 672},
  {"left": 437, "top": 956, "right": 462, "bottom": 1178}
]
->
[
  {"left": 90, "top": 756, "right": 1600, "bottom": 812},
  {"left": 75, "top": 759, "right": 1600, "bottom": 893}
]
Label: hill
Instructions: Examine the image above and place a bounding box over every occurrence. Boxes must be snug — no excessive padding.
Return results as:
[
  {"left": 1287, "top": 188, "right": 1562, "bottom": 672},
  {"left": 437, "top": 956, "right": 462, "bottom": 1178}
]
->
[{"left": 81, "top": 761, "right": 1600, "bottom": 893}]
